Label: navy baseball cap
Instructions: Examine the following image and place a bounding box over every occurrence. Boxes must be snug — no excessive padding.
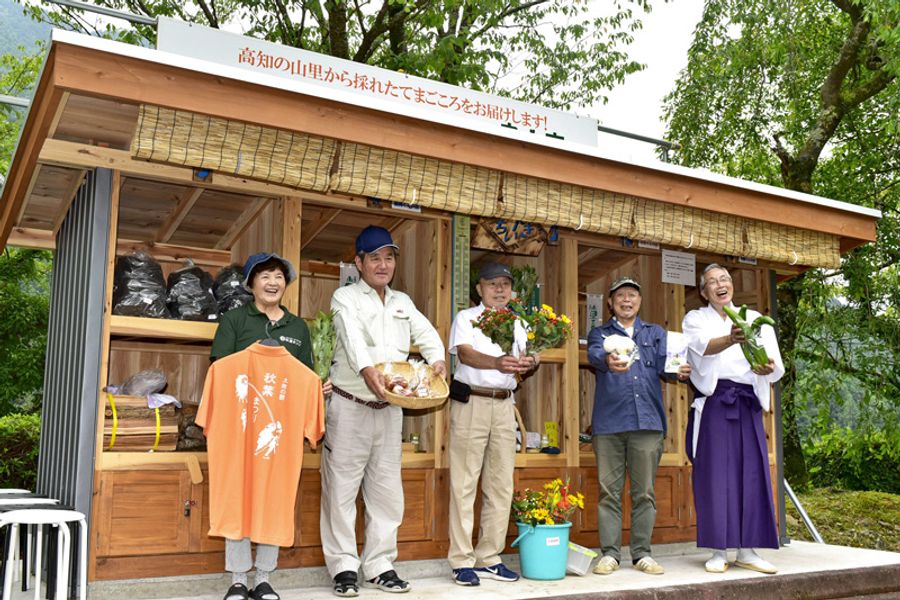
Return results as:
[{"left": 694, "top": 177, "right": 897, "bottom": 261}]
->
[
  {"left": 355, "top": 225, "right": 400, "bottom": 254},
  {"left": 242, "top": 253, "right": 296, "bottom": 289},
  {"left": 477, "top": 262, "right": 513, "bottom": 281},
  {"left": 609, "top": 277, "right": 641, "bottom": 294}
]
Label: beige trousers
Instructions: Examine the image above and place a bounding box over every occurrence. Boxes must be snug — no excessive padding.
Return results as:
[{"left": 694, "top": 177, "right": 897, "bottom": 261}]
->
[
  {"left": 319, "top": 395, "right": 404, "bottom": 579},
  {"left": 447, "top": 393, "right": 517, "bottom": 569}
]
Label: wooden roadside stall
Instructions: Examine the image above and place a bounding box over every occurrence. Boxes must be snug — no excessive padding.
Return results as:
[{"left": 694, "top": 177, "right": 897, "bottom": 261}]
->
[{"left": 0, "top": 22, "right": 880, "bottom": 587}]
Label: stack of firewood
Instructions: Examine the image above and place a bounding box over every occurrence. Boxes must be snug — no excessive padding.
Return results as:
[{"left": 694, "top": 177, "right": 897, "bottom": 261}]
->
[{"left": 103, "top": 395, "right": 178, "bottom": 451}]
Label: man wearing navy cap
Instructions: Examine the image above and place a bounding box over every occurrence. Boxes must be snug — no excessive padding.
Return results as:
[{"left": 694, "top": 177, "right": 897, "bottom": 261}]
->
[
  {"left": 446, "top": 262, "right": 537, "bottom": 586},
  {"left": 321, "top": 226, "right": 446, "bottom": 597},
  {"left": 586, "top": 277, "right": 690, "bottom": 578}
]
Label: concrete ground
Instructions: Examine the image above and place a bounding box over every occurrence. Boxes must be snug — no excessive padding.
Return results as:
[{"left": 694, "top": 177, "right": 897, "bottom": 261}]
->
[{"left": 7, "top": 541, "right": 900, "bottom": 599}]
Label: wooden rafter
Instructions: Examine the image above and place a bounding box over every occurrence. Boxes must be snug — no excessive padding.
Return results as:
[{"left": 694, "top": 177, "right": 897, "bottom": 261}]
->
[
  {"left": 215, "top": 198, "right": 271, "bottom": 250},
  {"left": 51, "top": 169, "right": 87, "bottom": 235},
  {"left": 300, "top": 207, "right": 341, "bottom": 250},
  {"left": 577, "top": 247, "right": 608, "bottom": 266},
  {"left": 155, "top": 187, "right": 204, "bottom": 243},
  {"left": 15, "top": 166, "right": 44, "bottom": 225}
]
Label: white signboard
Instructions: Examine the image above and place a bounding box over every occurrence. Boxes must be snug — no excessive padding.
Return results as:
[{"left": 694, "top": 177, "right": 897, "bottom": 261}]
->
[
  {"left": 661, "top": 249, "right": 696, "bottom": 286},
  {"left": 156, "top": 17, "right": 599, "bottom": 147},
  {"left": 339, "top": 262, "right": 359, "bottom": 287},
  {"left": 585, "top": 293, "right": 603, "bottom": 336}
]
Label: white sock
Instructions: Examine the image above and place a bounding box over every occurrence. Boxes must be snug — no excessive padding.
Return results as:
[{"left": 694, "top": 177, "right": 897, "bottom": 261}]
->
[
  {"left": 706, "top": 550, "right": 728, "bottom": 569},
  {"left": 737, "top": 548, "right": 759, "bottom": 563}
]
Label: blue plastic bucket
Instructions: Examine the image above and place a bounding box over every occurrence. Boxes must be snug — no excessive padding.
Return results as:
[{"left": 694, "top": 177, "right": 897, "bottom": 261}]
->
[{"left": 511, "top": 522, "right": 572, "bottom": 580}]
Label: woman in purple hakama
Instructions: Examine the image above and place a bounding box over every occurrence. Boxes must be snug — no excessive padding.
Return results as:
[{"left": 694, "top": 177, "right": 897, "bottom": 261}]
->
[{"left": 682, "top": 264, "right": 784, "bottom": 574}]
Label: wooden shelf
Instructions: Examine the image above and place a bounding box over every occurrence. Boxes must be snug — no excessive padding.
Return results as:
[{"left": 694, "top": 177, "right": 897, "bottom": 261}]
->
[
  {"left": 101, "top": 449, "right": 436, "bottom": 472},
  {"left": 110, "top": 315, "right": 217, "bottom": 341},
  {"left": 536, "top": 347, "right": 590, "bottom": 366},
  {"left": 514, "top": 452, "right": 567, "bottom": 468}
]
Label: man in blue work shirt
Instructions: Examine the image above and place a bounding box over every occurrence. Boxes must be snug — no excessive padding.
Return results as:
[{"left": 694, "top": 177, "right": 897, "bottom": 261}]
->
[{"left": 586, "top": 277, "right": 690, "bottom": 577}]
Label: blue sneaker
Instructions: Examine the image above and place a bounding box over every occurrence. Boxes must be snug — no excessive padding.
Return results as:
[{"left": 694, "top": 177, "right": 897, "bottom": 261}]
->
[
  {"left": 452, "top": 568, "right": 480, "bottom": 586},
  {"left": 474, "top": 563, "right": 520, "bottom": 582}
]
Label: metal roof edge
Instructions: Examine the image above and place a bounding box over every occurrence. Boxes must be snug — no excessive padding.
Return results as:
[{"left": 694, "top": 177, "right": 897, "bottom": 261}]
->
[{"left": 49, "top": 29, "right": 882, "bottom": 222}]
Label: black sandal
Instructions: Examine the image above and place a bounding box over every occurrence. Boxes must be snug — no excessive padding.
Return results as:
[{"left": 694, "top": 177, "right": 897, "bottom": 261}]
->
[
  {"left": 333, "top": 570, "right": 359, "bottom": 597},
  {"left": 250, "top": 582, "right": 280, "bottom": 600},
  {"left": 224, "top": 583, "right": 250, "bottom": 600}
]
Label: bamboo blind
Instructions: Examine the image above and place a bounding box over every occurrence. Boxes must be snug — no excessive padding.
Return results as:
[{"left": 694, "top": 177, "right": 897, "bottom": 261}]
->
[
  {"left": 130, "top": 105, "right": 334, "bottom": 191},
  {"left": 329, "top": 142, "right": 500, "bottom": 216},
  {"left": 130, "top": 104, "right": 842, "bottom": 268}
]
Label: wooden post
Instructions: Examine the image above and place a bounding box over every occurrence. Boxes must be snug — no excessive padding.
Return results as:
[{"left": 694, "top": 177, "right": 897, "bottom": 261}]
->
[
  {"left": 281, "top": 197, "right": 302, "bottom": 315},
  {"left": 433, "top": 219, "right": 452, "bottom": 469},
  {"left": 560, "top": 236, "right": 581, "bottom": 466},
  {"left": 90, "top": 169, "right": 121, "bottom": 579}
]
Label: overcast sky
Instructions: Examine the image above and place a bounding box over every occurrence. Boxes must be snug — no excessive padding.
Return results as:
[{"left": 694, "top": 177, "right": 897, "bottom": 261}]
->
[{"left": 588, "top": 1, "right": 705, "bottom": 164}]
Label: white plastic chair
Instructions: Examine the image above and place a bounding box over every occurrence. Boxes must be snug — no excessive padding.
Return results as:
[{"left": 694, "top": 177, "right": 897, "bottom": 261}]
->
[
  {"left": 1, "top": 509, "right": 87, "bottom": 600},
  {"left": 0, "top": 498, "right": 59, "bottom": 506},
  {"left": 0, "top": 489, "right": 31, "bottom": 494}
]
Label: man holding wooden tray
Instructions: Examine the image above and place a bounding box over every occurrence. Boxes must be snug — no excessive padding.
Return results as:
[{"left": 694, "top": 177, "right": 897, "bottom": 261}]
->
[{"left": 321, "top": 225, "right": 446, "bottom": 597}]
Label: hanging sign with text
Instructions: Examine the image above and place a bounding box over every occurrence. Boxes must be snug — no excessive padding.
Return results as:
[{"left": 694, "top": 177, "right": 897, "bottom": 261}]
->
[{"left": 661, "top": 249, "right": 696, "bottom": 286}]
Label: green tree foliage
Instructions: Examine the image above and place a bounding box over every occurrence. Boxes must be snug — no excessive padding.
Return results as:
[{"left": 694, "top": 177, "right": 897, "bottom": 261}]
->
[
  {"left": 663, "top": 0, "right": 899, "bottom": 487},
  {"left": 1, "top": 43, "right": 43, "bottom": 178},
  {"left": 0, "top": 412, "right": 41, "bottom": 490},
  {"left": 0, "top": 248, "right": 52, "bottom": 416},
  {"left": 20, "top": 0, "right": 656, "bottom": 109}
]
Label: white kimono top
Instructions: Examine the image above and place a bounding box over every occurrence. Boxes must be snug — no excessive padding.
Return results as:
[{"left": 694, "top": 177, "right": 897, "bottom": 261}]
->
[{"left": 682, "top": 304, "right": 785, "bottom": 451}]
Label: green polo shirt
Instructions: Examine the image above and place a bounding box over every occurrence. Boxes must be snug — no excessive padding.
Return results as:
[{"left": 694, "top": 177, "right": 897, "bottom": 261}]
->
[{"left": 210, "top": 302, "right": 314, "bottom": 368}]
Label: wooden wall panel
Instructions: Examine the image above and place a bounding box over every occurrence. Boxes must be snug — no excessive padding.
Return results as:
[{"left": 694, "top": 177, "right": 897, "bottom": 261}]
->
[
  {"left": 299, "top": 275, "right": 338, "bottom": 319},
  {"left": 398, "top": 470, "right": 435, "bottom": 542},
  {"left": 295, "top": 471, "right": 323, "bottom": 547},
  {"left": 108, "top": 341, "right": 210, "bottom": 406},
  {"left": 96, "top": 471, "right": 192, "bottom": 557},
  {"left": 230, "top": 199, "right": 282, "bottom": 266}
]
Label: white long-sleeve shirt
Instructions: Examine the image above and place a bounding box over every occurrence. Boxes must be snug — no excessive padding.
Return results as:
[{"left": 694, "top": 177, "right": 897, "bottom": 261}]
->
[
  {"left": 330, "top": 279, "right": 446, "bottom": 401},
  {"left": 682, "top": 304, "right": 784, "bottom": 412}
]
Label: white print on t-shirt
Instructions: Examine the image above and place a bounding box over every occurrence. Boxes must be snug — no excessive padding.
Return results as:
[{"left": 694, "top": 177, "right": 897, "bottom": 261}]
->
[{"left": 234, "top": 373, "right": 288, "bottom": 459}]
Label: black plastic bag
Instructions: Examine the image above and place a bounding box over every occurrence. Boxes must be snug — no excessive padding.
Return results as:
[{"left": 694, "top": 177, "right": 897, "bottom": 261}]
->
[
  {"left": 166, "top": 260, "right": 217, "bottom": 321},
  {"left": 112, "top": 252, "right": 170, "bottom": 318},
  {"left": 213, "top": 265, "right": 252, "bottom": 314}
]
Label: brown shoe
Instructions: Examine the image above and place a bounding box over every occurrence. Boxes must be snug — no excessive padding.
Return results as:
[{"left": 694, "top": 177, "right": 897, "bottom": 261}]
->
[
  {"left": 592, "top": 555, "right": 620, "bottom": 575},
  {"left": 633, "top": 556, "right": 664, "bottom": 575}
]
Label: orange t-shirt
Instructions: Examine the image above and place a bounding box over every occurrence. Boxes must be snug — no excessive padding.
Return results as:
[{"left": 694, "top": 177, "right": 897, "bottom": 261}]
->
[{"left": 196, "top": 342, "right": 325, "bottom": 547}]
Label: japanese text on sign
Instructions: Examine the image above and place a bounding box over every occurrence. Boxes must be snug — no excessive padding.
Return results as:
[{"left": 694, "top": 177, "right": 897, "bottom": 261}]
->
[{"left": 156, "top": 17, "right": 599, "bottom": 147}]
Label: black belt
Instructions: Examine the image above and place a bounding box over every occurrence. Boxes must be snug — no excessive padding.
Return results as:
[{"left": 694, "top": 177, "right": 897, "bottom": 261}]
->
[
  {"left": 333, "top": 385, "right": 391, "bottom": 410},
  {"left": 468, "top": 385, "right": 513, "bottom": 400}
]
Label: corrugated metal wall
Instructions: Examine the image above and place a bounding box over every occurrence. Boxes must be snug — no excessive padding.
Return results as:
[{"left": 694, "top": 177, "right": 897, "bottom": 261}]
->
[{"left": 37, "top": 168, "right": 111, "bottom": 519}]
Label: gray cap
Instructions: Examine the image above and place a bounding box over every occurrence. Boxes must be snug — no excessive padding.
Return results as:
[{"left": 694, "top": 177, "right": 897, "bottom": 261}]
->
[
  {"left": 477, "top": 262, "right": 513, "bottom": 281},
  {"left": 609, "top": 277, "right": 641, "bottom": 294}
]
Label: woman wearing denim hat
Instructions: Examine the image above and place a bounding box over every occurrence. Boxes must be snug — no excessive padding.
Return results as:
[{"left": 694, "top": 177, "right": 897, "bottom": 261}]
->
[{"left": 210, "top": 252, "right": 331, "bottom": 600}]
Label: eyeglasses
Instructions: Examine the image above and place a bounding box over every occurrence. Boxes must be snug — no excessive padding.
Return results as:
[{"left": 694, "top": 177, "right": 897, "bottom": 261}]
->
[{"left": 705, "top": 275, "right": 733, "bottom": 286}]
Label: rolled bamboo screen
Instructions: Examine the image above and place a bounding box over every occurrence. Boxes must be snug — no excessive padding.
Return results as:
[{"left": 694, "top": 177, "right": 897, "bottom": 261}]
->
[{"left": 130, "top": 104, "right": 842, "bottom": 268}]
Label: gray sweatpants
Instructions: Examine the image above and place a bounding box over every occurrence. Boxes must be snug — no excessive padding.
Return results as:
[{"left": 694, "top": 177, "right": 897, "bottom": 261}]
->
[{"left": 225, "top": 538, "right": 279, "bottom": 573}]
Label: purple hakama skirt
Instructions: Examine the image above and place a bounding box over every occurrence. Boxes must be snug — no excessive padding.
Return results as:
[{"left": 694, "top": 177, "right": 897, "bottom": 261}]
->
[{"left": 686, "top": 380, "right": 779, "bottom": 550}]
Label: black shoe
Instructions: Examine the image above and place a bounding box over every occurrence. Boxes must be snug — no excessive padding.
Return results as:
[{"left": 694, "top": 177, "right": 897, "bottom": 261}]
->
[
  {"left": 250, "top": 582, "right": 280, "bottom": 600},
  {"left": 364, "top": 570, "right": 411, "bottom": 593},
  {"left": 224, "top": 583, "right": 250, "bottom": 600},
  {"left": 333, "top": 571, "right": 359, "bottom": 597}
]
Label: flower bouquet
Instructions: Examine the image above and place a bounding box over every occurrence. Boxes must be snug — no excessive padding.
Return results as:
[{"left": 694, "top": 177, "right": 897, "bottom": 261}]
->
[
  {"left": 511, "top": 478, "right": 585, "bottom": 526},
  {"left": 473, "top": 298, "right": 573, "bottom": 357}
]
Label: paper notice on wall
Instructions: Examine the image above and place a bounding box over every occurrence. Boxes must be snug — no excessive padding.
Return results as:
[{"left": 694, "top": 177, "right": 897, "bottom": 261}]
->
[
  {"left": 339, "top": 262, "right": 360, "bottom": 287},
  {"left": 585, "top": 293, "right": 603, "bottom": 335},
  {"left": 661, "top": 249, "right": 696, "bottom": 286},
  {"left": 665, "top": 331, "right": 689, "bottom": 373}
]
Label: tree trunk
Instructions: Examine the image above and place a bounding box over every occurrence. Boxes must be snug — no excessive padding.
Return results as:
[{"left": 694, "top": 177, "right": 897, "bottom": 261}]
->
[{"left": 776, "top": 275, "right": 810, "bottom": 488}]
